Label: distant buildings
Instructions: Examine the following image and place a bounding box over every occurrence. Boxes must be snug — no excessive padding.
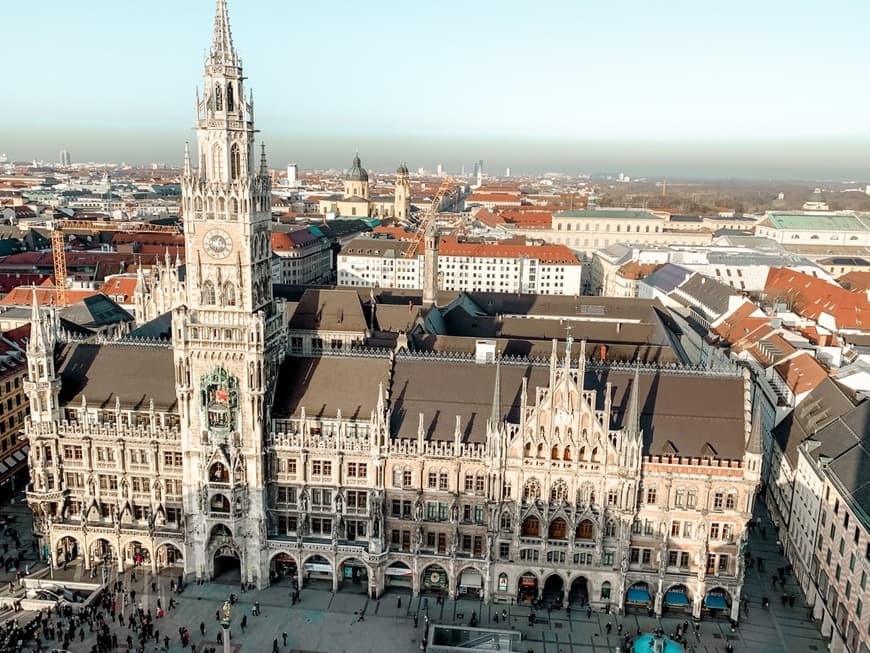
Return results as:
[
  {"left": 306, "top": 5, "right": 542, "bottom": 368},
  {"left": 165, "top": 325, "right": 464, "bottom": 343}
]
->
[
  {"left": 590, "top": 244, "right": 831, "bottom": 297},
  {"left": 755, "top": 212, "right": 870, "bottom": 247},
  {"left": 271, "top": 227, "right": 333, "bottom": 285},
  {"left": 337, "top": 234, "right": 583, "bottom": 296}
]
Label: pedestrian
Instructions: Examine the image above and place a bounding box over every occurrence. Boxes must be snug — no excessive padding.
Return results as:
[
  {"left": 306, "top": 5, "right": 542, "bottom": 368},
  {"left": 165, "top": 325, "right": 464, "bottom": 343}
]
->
[
  {"left": 606, "top": 622, "right": 612, "bottom": 635},
  {"left": 283, "top": 631, "right": 288, "bottom": 646},
  {"left": 255, "top": 601, "right": 260, "bottom": 615},
  {"left": 789, "top": 594, "right": 795, "bottom": 608},
  {"left": 200, "top": 622, "right": 206, "bottom": 636}
]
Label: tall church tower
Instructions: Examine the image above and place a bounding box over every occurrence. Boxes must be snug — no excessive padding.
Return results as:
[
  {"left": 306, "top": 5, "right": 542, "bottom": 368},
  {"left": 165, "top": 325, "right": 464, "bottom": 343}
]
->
[
  {"left": 173, "top": 0, "right": 281, "bottom": 587},
  {"left": 394, "top": 163, "right": 410, "bottom": 219}
]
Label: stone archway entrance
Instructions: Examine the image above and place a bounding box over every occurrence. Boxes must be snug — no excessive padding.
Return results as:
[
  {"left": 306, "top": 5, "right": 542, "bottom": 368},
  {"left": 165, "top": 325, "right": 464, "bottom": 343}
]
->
[
  {"left": 55, "top": 536, "right": 81, "bottom": 568},
  {"left": 338, "top": 558, "right": 369, "bottom": 593},
  {"left": 156, "top": 544, "right": 183, "bottom": 571},
  {"left": 384, "top": 561, "right": 413, "bottom": 593},
  {"left": 543, "top": 574, "right": 564, "bottom": 608},
  {"left": 269, "top": 553, "right": 298, "bottom": 586},
  {"left": 569, "top": 576, "right": 589, "bottom": 606},
  {"left": 213, "top": 545, "right": 241, "bottom": 583},
  {"left": 302, "top": 555, "right": 333, "bottom": 589}
]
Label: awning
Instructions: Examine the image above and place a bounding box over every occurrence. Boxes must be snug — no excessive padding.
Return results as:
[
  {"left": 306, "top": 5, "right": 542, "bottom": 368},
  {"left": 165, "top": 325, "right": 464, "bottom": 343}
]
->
[
  {"left": 704, "top": 593, "right": 729, "bottom": 610},
  {"left": 665, "top": 590, "right": 690, "bottom": 606},
  {"left": 384, "top": 566, "right": 413, "bottom": 577},
  {"left": 626, "top": 588, "right": 651, "bottom": 604},
  {"left": 460, "top": 570, "right": 482, "bottom": 588},
  {"left": 303, "top": 563, "right": 332, "bottom": 574}
]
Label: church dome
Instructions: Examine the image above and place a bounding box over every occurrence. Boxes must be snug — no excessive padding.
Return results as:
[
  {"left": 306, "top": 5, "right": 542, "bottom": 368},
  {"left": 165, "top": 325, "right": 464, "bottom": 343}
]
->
[
  {"left": 345, "top": 154, "right": 368, "bottom": 182},
  {"left": 396, "top": 162, "right": 409, "bottom": 174}
]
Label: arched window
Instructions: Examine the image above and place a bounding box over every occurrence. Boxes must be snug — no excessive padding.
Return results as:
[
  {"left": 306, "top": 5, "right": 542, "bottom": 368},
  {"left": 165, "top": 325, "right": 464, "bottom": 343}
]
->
[
  {"left": 537, "top": 443, "right": 545, "bottom": 459},
  {"left": 212, "top": 144, "right": 224, "bottom": 182},
  {"left": 522, "top": 478, "right": 541, "bottom": 502},
  {"left": 202, "top": 281, "right": 216, "bottom": 305},
  {"left": 194, "top": 197, "right": 203, "bottom": 211},
  {"left": 576, "top": 519, "right": 594, "bottom": 540},
  {"left": 550, "top": 479, "right": 568, "bottom": 503},
  {"left": 548, "top": 517, "right": 567, "bottom": 539},
  {"left": 502, "top": 480, "right": 512, "bottom": 500},
  {"left": 551, "top": 445, "right": 560, "bottom": 460},
  {"left": 226, "top": 82, "right": 235, "bottom": 112},
  {"left": 725, "top": 491, "right": 737, "bottom": 510},
  {"left": 229, "top": 197, "right": 238, "bottom": 216},
  {"left": 590, "top": 446, "right": 599, "bottom": 462},
  {"left": 524, "top": 442, "right": 532, "bottom": 457},
  {"left": 224, "top": 282, "right": 236, "bottom": 306},
  {"left": 214, "top": 83, "right": 223, "bottom": 111},
  {"left": 521, "top": 516, "right": 540, "bottom": 537},
  {"left": 392, "top": 467, "right": 404, "bottom": 488},
  {"left": 500, "top": 512, "right": 512, "bottom": 531},
  {"left": 230, "top": 143, "right": 241, "bottom": 180},
  {"left": 563, "top": 446, "right": 572, "bottom": 461},
  {"left": 605, "top": 520, "right": 616, "bottom": 537},
  {"left": 600, "top": 581, "right": 611, "bottom": 600},
  {"left": 217, "top": 196, "right": 226, "bottom": 214}
]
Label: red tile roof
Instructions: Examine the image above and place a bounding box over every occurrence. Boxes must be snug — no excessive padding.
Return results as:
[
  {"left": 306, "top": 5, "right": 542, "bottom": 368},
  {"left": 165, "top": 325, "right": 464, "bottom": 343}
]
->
[
  {"left": 466, "top": 193, "right": 522, "bottom": 204},
  {"left": 838, "top": 271, "right": 870, "bottom": 293},
  {"left": 372, "top": 226, "right": 415, "bottom": 241},
  {"left": 98, "top": 276, "right": 139, "bottom": 303},
  {"left": 765, "top": 267, "right": 870, "bottom": 330},
  {"left": 438, "top": 237, "right": 579, "bottom": 265},
  {"left": 772, "top": 352, "right": 828, "bottom": 395},
  {"left": 499, "top": 208, "right": 553, "bottom": 228},
  {"left": 616, "top": 261, "right": 663, "bottom": 280},
  {"left": 0, "top": 286, "right": 99, "bottom": 306}
]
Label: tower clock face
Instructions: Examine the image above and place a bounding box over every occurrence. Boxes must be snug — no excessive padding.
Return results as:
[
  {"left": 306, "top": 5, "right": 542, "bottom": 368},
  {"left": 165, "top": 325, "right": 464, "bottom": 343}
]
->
[{"left": 203, "top": 229, "right": 233, "bottom": 259}]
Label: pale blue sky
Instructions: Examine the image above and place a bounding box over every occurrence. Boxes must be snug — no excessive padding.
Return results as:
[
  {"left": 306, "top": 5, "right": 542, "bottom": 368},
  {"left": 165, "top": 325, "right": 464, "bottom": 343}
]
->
[{"left": 3, "top": 0, "right": 869, "bottom": 177}]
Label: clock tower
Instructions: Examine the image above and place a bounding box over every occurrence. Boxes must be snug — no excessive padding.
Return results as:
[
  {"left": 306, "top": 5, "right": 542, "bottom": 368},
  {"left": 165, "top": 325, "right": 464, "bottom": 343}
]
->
[{"left": 173, "top": 0, "right": 282, "bottom": 587}]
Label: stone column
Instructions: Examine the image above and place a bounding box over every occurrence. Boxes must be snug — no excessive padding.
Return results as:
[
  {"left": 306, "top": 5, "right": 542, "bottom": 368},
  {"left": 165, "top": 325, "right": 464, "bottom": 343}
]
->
[{"left": 221, "top": 619, "right": 231, "bottom": 653}]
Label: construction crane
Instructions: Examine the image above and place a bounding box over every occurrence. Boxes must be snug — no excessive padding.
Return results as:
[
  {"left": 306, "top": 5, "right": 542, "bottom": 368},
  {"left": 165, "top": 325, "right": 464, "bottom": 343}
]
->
[
  {"left": 52, "top": 219, "right": 182, "bottom": 307},
  {"left": 404, "top": 177, "right": 455, "bottom": 260}
]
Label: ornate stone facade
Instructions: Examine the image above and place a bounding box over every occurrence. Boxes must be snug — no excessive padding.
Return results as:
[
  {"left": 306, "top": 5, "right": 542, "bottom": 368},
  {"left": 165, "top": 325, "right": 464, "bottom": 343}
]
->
[{"left": 24, "top": 1, "right": 760, "bottom": 622}]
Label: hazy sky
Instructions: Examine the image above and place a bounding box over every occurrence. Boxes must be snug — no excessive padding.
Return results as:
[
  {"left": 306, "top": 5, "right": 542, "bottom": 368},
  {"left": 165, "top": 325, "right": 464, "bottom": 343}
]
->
[{"left": 3, "top": 0, "right": 869, "bottom": 178}]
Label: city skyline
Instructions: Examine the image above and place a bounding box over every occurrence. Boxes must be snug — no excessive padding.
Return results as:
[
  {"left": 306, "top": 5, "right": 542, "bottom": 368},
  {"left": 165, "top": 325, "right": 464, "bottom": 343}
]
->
[{"left": 3, "top": 0, "right": 870, "bottom": 179}]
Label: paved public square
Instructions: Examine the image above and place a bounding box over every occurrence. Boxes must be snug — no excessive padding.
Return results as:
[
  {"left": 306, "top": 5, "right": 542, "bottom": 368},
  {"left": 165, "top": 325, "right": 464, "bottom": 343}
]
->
[{"left": 0, "top": 493, "right": 832, "bottom": 653}]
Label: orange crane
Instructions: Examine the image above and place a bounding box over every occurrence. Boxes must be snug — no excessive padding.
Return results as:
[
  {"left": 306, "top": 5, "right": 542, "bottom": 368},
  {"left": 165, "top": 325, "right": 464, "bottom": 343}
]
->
[
  {"left": 52, "top": 220, "right": 182, "bottom": 306},
  {"left": 404, "top": 177, "right": 455, "bottom": 260}
]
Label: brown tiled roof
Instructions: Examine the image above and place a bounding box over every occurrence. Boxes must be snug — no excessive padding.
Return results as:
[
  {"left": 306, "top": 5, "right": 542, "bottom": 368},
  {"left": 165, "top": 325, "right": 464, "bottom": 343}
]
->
[
  {"left": 388, "top": 358, "right": 747, "bottom": 457},
  {"left": 272, "top": 356, "right": 391, "bottom": 419},
  {"left": 57, "top": 343, "right": 177, "bottom": 411},
  {"left": 287, "top": 289, "right": 367, "bottom": 332}
]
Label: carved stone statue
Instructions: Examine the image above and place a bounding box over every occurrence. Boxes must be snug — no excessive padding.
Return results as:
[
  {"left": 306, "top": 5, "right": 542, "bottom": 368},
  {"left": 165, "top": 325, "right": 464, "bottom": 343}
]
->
[
  {"left": 300, "top": 488, "right": 309, "bottom": 513},
  {"left": 222, "top": 599, "right": 232, "bottom": 622},
  {"left": 334, "top": 492, "right": 343, "bottom": 513}
]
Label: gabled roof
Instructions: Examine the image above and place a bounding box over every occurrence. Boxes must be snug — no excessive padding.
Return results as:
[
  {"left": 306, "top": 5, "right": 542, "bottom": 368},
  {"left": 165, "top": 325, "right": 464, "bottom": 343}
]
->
[
  {"left": 772, "top": 352, "right": 828, "bottom": 396},
  {"left": 765, "top": 267, "right": 870, "bottom": 330},
  {"left": 641, "top": 263, "right": 692, "bottom": 294},
  {"left": 288, "top": 288, "right": 367, "bottom": 332}
]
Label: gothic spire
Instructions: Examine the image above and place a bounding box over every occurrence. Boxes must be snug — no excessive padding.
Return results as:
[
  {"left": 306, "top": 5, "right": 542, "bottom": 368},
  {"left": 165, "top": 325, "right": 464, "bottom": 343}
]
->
[
  {"left": 211, "top": 0, "right": 236, "bottom": 64},
  {"left": 259, "top": 142, "right": 268, "bottom": 176},
  {"left": 29, "top": 290, "right": 49, "bottom": 354},
  {"left": 183, "top": 141, "right": 191, "bottom": 176},
  {"left": 490, "top": 356, "right": 502, "bottom": 426}
]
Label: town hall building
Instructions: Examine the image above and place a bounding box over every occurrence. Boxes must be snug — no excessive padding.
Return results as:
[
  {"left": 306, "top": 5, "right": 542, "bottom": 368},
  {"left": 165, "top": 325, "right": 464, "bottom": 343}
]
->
[{"left": 24, "top": 0, "right": 759, "bottom": 621}]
